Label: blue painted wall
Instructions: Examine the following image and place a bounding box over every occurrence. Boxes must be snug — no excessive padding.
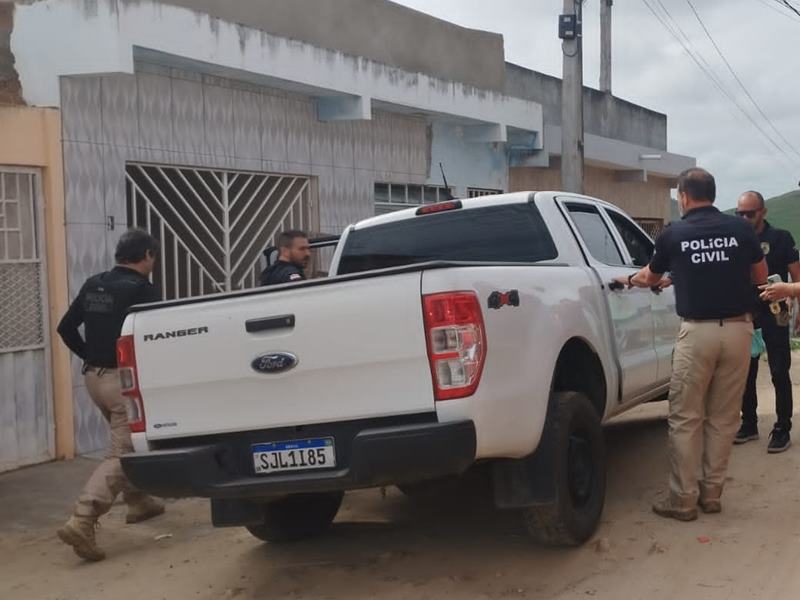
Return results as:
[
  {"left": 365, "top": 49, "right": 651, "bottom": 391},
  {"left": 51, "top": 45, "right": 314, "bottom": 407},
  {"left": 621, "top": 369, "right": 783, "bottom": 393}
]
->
[{"left": 427, "top": 121, "right": 508, "bottom": 197}]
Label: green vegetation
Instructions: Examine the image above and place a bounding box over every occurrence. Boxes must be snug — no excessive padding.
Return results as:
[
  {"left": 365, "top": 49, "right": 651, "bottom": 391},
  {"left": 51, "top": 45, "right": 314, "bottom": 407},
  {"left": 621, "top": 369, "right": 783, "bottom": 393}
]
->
[{"left": 759, "top": 190, "right": 800, "bottom": 244}]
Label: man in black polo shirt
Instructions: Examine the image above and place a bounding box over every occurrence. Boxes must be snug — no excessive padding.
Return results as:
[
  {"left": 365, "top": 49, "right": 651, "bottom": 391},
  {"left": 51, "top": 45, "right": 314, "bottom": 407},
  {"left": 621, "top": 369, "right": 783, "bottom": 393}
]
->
[
  {"left": 259, "top": 230, "right": 310, "bottom": 286},
  {"left": 616, "top": 168, "right": 767, "bottom": 521},
  {"left": 56, "top": 229, "right": 165, "bottom": 561},
  {"left": 734, "top": 190, "right": 800, "bottom": 452}
]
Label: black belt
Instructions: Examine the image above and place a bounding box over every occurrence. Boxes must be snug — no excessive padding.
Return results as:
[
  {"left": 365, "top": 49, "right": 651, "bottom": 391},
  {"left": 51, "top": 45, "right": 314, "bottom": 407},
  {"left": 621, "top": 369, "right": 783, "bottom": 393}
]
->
[
  {"left": 682, "top": 314, "right": 752, "bottom": 325},
  {"left": 82, "top": 364, "right": 115, "bottom": 376}
]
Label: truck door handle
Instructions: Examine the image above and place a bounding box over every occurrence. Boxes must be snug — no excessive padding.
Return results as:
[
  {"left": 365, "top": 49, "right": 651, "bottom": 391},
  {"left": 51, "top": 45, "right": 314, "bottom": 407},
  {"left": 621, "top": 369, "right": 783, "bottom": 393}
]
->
[
  {"left": 608, "top": 280, "right": 625, "bottom": 291},
  {"left": 650, "top": 286, "right": 663, "bottom": 295},
  {"left": 245, "top": 314, "right": 295, "bottom": 333}
]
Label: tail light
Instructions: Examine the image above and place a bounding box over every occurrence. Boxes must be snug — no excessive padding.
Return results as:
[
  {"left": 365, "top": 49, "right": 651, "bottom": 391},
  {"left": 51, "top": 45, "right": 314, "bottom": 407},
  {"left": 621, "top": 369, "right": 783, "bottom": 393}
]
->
[
  {"left": 117, "top": 335, "right": 145, "bottom": 433},
  {"left": 423, "top": 292, "right": 487, "bottom": 401}
]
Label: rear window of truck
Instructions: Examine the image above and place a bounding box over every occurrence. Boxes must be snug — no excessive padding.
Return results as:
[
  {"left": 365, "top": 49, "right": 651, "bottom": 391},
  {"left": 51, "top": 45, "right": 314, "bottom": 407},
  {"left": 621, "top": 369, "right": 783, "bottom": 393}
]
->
[{"left": 338, "top": 203, "right": 558, "bottom": 275}]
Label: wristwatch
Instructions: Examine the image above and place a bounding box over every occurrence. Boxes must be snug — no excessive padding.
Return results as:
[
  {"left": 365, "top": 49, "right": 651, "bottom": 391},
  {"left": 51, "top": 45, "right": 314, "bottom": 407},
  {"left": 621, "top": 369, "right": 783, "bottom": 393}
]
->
[{"left": 627, "top": 273, "right": 635, "bottom": 288}]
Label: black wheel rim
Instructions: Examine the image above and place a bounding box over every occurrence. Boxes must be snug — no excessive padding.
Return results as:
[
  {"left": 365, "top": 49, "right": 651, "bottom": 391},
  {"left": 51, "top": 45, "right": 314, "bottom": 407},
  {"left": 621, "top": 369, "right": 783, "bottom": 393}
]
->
[{"left": 567, "top": 431, "right": 594, "bottom": 508}]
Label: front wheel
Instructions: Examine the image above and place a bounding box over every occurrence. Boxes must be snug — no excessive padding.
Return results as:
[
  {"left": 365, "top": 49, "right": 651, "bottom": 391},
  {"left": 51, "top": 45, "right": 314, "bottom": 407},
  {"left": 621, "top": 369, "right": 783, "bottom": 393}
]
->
[
  {"left": 246, "top": 491, "right": 344, "bottom": 543},
  {"left": 522, "top": 391, "right": 606, "bottom": 546}
]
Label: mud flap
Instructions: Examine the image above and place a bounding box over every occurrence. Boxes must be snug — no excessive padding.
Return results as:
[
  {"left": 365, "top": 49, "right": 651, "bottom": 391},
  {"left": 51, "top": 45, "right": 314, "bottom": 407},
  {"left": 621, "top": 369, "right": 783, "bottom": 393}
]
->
[{"left": 492, "top": 399, "right": 558, "bottom": 508}]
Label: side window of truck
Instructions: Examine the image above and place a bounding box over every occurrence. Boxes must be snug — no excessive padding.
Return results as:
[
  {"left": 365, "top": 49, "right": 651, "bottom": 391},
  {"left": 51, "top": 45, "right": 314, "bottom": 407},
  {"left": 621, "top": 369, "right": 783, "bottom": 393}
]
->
[
  {"left": 566, "top": 204, "right": 625, "bottom": 266},
  {"left": 606, "top": 211, "right": 655, "bottom": 267}
]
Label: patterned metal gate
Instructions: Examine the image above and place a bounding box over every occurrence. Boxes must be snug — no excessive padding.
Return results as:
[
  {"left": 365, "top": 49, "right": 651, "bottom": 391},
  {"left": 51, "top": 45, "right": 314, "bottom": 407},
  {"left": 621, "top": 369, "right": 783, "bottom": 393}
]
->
[
  {"left": 0, "top": 168, "right": 54, "bottom": 472},
  {"left": 126, "top": 164, "right": 312, "bottom": 300}
]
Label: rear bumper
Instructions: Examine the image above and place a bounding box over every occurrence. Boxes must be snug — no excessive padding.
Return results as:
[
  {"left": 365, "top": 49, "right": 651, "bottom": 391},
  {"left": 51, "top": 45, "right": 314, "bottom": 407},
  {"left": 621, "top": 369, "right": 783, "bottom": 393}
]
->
[{"left": 121, "top": 419, "right": 476, "bottom": 499}]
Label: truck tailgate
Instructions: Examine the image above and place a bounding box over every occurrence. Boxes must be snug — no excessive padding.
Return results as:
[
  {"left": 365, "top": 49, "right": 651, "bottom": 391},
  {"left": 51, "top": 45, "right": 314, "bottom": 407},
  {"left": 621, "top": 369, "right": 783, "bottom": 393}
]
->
[{"left": 131, "top": 272, "right": 433, "bottom": 439}]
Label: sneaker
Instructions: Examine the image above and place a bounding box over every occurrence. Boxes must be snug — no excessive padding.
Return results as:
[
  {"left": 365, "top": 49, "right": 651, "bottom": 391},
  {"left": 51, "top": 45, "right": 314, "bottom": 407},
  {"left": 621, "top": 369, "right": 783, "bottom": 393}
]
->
[
  {"left": 767, "top": 429, "right": 791, "bottom": 454},
  {"left": 734, "top": 424, "right": 759, "bottom": 444},
  {"left": 652, "top": 498, "right": 698, "bottom": 522},
  {"left": 125, "top": 498, "right": 165, "bottom": 524},
  {"left": 57, "top": 516, "right": 105, "bottom": 562}
]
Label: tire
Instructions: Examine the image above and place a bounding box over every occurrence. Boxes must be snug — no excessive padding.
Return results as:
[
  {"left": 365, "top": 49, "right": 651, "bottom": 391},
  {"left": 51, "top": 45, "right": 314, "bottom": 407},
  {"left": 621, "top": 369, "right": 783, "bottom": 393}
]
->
[
  {"left": 522, "top": 391, "right": 606, "bottom": 546},
  {"left": 245, "top": 491, "right": 344, "bottom": 543}
]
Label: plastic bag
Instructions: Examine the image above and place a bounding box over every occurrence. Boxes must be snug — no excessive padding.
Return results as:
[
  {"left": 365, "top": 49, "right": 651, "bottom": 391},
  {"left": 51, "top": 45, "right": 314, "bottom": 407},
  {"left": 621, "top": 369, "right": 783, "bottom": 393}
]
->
[{"left": 751, "top": 328, "right": 766, "bottom": 358}]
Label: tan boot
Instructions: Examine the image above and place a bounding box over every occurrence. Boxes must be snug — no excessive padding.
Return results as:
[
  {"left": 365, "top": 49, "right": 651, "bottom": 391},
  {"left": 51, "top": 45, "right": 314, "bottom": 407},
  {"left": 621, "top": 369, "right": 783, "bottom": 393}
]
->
[
  {"left": 699, "top": 497, "right": 722, "bottom": 514},
  {"left": 652, "top": 498, "right": 698, "bottom": 522},
  {"left": 125, "top": 498, "right": 165, "bottom": 524},
  {"left": 57, "top": 516, "right": 105, "bottom": 562}
]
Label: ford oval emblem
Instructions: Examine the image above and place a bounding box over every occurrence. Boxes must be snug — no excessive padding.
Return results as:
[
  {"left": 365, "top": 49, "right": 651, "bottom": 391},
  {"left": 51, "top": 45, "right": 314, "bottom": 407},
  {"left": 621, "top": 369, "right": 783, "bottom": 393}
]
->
[{"left": 251, "top": 352, "right": 298, "bottom": 374}]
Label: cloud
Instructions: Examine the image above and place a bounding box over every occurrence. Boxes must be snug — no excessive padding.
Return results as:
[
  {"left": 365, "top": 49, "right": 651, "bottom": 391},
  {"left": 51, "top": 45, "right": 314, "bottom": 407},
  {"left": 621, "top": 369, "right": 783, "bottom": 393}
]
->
[{"left": 394, "top": 0, "right": 800, "bottom": 208}]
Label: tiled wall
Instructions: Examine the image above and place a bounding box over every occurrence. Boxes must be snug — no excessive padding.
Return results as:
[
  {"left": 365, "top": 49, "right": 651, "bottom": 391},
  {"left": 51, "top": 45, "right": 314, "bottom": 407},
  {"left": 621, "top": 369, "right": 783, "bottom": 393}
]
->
[{"left": 60, "top": 66, "right": 430, "bottom": 453}]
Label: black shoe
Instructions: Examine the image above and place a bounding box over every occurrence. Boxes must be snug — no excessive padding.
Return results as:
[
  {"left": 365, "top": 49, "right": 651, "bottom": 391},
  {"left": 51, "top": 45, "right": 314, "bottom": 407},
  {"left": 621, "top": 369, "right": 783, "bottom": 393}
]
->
[
  {"left": 734, "top": 424, "right": 759, "bottom": 445},
  {"left": 767, "top": 429, "right": 791, "bottom": 454}
]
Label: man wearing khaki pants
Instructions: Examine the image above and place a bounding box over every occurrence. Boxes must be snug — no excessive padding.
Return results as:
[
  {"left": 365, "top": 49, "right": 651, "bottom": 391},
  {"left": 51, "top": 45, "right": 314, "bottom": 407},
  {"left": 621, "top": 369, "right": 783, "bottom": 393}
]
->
[
  {"left": 56, "top": 229, "right": 165, "bottom": 560},
  {"left": 616, "top": 168, "right": 768, "bottom": 521}
]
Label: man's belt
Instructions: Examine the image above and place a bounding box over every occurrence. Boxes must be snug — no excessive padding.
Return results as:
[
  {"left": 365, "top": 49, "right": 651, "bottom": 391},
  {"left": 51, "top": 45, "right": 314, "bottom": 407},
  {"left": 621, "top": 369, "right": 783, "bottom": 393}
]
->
[{"left": 683, "top": 313, "right": 752, "bottom": 324}]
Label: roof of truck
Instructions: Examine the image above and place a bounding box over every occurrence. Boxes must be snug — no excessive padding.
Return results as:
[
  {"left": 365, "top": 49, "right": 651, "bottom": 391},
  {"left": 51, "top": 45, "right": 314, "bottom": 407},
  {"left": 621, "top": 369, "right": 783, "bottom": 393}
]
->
[{"left": 352, "top": 191, "right": 619, "bottom": 230}]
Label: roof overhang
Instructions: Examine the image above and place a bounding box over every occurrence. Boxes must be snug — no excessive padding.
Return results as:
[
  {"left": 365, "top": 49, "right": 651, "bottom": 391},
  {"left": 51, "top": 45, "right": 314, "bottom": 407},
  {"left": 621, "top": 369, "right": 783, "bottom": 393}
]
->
[{"left": 12, "top": 0, "right": 542, "bottom": 142}]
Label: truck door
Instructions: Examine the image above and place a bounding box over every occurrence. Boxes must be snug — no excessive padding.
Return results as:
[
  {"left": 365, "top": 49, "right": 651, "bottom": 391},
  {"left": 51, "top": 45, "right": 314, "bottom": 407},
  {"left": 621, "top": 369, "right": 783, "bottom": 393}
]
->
[
  {"left": 559, "top": 198, "right": 659, "bottom": 403},
  {"left": 604, "top": 208, "right": 679, "bottom": 385}
]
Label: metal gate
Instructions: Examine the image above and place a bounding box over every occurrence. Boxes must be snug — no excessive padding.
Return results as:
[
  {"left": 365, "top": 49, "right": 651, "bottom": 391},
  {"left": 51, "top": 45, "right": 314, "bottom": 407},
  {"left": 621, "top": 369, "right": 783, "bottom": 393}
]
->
[
  {"left": 126, "top": 164, "right": 312, "bottom": 300},
  {"left": 0, "top": 168, "right": 54, "bottom": 472}
]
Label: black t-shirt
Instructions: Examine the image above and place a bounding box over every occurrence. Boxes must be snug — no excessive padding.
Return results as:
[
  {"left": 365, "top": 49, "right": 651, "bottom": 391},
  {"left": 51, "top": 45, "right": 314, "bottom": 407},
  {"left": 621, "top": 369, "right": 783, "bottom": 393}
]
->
[
  {"left": 759, "top": 221, "right": 799, "bottom": 281},
  {"left": 753, "top": 221, "right": 799, "bottom": 326},
  {"left": 57, "top": 266, "right": 161, "bottom": 368},
  {"left": 259, "top": 260, "right": 306, "bottom": 286},
  {"left": 649, "top": 205, "right": 763, "bottom": 319}
]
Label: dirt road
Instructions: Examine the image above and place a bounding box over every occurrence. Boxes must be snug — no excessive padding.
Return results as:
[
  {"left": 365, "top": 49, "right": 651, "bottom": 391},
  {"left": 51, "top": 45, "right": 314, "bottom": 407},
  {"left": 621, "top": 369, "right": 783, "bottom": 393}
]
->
[{"left": 3, "top": 360, "right": 800, "bottom": 600}]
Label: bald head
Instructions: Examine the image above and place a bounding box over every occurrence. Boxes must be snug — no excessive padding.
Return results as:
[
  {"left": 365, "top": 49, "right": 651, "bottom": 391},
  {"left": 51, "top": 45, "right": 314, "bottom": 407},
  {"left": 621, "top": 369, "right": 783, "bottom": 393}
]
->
[
  {"left": 737, "top": 190, "right": 767, "bottom": 231},
  {"left": 738, "top": 190, "right": 765, "bottom": 209}
]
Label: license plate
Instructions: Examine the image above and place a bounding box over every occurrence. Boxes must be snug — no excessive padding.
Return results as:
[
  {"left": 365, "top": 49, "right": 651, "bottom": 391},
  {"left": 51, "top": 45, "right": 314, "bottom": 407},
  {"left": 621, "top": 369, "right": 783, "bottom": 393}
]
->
[{"left": 252, "top": 437, "right": 336, "bottom": 475}]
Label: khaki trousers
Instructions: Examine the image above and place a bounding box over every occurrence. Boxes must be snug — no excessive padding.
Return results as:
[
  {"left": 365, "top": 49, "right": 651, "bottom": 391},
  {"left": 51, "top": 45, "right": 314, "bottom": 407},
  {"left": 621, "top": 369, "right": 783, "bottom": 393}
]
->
[
  {"left": 74, "top": 369, "right": 153, "bottom": 519},
  {"left": 667, "top": 319, "right": 753, "bottom": 508}
]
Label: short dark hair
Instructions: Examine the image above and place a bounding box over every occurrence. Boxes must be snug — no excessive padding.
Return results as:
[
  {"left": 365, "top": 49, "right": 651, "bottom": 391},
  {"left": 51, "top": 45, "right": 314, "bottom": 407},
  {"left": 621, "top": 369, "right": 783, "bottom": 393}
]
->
[
  {"left": 115, "top": 228, "right": 160, "bottom": 263},
  {"left": 277, "top": 230, "right": 308, "bottom": 249},
  {"left": 742, "top": 190, "right": 765, "bottom": 209},
  {"left": 677, "top": 168, "right": 716, "bottom": 203}
]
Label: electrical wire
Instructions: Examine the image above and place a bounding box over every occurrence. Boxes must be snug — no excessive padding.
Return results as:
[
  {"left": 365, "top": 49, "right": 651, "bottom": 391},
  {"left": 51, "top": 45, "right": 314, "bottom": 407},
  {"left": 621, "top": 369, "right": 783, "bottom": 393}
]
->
[
  {"left": 640, "top": 0, "right": 798, "bottom": 170},
  {"left": 755, "top": 0, "right": 800, "bottom": 23},
  {"left": 778, "top": 0, "right": 800, "bottom": 18},
  {"left": 686, "top": 0, "right": 800, "bottom": 161}
]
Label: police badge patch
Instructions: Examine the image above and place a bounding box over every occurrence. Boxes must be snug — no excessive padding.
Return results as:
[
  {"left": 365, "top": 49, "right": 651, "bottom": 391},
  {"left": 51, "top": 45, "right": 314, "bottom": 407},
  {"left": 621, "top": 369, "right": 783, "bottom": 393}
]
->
[{"left": 761, "top": 241, "right": 770, "bottom": 255}]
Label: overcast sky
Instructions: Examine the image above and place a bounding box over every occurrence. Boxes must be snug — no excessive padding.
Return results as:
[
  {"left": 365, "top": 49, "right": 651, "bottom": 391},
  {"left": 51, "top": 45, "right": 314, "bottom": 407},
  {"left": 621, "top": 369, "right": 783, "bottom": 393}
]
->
[{"left": 395, "top": 0, "right": 800, "bottom": 210}]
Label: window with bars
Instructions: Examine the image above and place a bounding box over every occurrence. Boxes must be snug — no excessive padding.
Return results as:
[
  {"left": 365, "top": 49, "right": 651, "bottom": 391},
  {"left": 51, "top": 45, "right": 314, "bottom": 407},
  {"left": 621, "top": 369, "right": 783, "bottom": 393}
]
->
[
  {"left": 0, "top": 170, "right": 44, "bottom": 352},
  {"left": 467, "top": 187, "right": 503, "bottom": 198},
  {"left": 374, "top": 183, "right": 453, "bottom": 215},
  {"left": 633, "top": 218, "right": 666, "bottom": 240}
]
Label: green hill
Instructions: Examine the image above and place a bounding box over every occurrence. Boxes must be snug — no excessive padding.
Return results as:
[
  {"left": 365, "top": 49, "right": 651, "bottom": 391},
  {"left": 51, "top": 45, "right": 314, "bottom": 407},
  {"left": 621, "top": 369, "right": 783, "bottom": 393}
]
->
[{"left": 761, "top": 190, "right": 800, "bottom": 243}]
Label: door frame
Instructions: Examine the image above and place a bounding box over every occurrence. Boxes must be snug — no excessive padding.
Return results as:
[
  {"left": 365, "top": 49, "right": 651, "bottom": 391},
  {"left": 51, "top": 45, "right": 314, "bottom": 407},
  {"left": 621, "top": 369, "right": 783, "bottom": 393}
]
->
[{"left": 0, "top": 166, "right": 55, "bottom": 470}]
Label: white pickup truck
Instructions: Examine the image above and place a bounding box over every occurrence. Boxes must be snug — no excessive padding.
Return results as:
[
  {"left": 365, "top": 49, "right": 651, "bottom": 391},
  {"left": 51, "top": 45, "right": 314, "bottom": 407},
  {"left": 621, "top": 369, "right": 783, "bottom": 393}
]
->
[{"left": 120, "top": 191, "right": 679, "bottom": 546}]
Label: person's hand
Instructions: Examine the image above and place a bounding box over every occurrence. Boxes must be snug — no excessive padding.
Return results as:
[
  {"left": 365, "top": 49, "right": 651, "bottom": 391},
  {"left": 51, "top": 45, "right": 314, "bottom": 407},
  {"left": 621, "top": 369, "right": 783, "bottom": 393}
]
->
[
  {"left": 759, "top": 281, "right": 795, "bottom": 302},
  {"left": 655, "top": 276, "right": 672, "bottom": 290},
  {"left": 613, "top": 275, "right": 632, "bottom": 290}
]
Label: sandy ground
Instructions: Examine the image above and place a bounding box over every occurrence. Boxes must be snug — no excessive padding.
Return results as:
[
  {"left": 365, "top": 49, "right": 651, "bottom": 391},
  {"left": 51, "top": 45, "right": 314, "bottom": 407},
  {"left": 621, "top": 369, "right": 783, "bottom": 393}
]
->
[{"left": 3, "top": 358, "right": 800, "bottom": 600}]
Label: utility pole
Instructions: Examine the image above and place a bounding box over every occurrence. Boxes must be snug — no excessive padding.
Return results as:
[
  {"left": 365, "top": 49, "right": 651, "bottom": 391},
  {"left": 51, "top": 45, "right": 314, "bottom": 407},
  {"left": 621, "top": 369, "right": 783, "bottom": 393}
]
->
[
  {"left": 600, "top": 0, "right": 612, "bottom": 93},
  {"left": 560, "top": 0, "right": 584, "bottom": 194}
]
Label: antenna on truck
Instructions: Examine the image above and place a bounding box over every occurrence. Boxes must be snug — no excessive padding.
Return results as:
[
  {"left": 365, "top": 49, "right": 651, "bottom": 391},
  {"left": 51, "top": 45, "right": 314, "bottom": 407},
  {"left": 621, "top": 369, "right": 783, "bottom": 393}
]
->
[{"left": 439, "top": 162, "right": 456, "bottom": 200}]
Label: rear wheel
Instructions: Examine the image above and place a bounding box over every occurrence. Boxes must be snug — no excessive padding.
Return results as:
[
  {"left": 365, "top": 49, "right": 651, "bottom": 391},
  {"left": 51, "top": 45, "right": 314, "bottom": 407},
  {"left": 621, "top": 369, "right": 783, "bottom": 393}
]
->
[
  {"left": 245, "top": 491, "right": 344, "bottom": 543},
  {"left": 523, "top": 391, "right": 606, "bottom": 546}
]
